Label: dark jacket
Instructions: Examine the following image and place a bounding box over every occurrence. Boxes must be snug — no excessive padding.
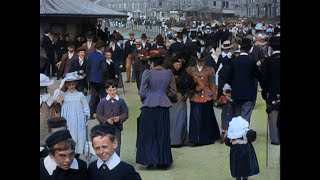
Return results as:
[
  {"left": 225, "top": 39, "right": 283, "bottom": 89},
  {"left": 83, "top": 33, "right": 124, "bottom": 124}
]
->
[{"left": 226, "top": 54, "right": 262, "bottom": 101}]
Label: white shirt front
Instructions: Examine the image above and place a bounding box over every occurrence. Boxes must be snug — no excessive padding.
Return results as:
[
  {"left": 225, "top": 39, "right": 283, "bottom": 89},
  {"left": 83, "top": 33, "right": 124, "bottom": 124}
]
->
[
  {"left": 87, "top": 42, "right": 92, "bottom": 49},
  {"left": 197, "top": 65, "right": 203, "bottom": 72},
  {"left": 106, "top": 59, "right": 113, "bottom": 65},
  {"left": 68, "top": 52, "right": 74, "bottom": 59},
  {"left": 79, "top": 58, "right": 84, "bottom": 66},
  {"left": 44, "top": 155, "right": 79, "bottom": 175},
  {"left": 96, "top": 152, "right": 121, "bottom": 170}
]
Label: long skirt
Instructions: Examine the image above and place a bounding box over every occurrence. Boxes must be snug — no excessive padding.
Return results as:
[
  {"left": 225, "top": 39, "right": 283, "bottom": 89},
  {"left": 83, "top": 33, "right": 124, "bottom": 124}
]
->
[
  {"left": 136, "top": 106, "right": 173, "bottom": 166},
  {"left": 230, "top": 143, "right": 260, "bottom": 178},
  {"left": 189, "top": 100, "right": 220, "bottom": 144},
  {"left": 169, "top": 100, "right": 188, "bottom": 145}
]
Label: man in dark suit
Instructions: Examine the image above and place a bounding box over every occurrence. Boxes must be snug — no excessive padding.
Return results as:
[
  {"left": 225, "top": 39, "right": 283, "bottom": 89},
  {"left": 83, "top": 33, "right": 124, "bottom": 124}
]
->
[
  {"left": 226, "top": 38, "right": 263, "bottom": 123},
  {"left": 261, "top": 36, "right": 280, "bottom": 145},
  {"left": 88, "top": 125, "right": 141, "bottom": 180},
  {"left": 41, "top": 30, "right": 56, "bottom": 77},
  {"left": 86, "top": 40, "right": 107, "bottom": 119},
  {"left": 76, "top": 47, "right": 88, "bottom": 95},
  {"left": 141, "top": 33, "right": 152, "bottom": 51},
  {"left": 124, "top": 32, "right": 136, "bottom": 83},
  {"left": 82, "top": 32, "right": 96, "bottom": 55}
]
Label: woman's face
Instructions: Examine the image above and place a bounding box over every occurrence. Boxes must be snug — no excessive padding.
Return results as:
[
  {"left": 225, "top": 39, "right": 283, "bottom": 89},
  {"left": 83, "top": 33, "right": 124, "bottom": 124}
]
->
[
  {"left": 173, "top": 62, "right": 182, "bottom": 71},
  {"left": 66, "top": 81, "right": 77, "bottom": 92}
]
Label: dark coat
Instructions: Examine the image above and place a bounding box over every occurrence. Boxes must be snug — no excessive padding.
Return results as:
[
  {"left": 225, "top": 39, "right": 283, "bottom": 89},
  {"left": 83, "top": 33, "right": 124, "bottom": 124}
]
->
[
  {"left": 226, "top": 54, "right": 262, "bottom": 101},
  {"left": 88, "top": 160, "right": 141, "bottom": 180},
  {"left": 86, "top": 51, "right": 106, "bottom": 83},
  {"left": 261, "top": 52, "right": 280, "bottom": 102},
  {"left": 40, "top": 158, "right": 87, "bottom": 180}
]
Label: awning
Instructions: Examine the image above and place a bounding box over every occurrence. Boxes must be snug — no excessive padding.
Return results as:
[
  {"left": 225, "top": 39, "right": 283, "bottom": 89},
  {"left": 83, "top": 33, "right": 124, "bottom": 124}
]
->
[{"left": 40, "top": 0, "right": 128, "bottom": 18}]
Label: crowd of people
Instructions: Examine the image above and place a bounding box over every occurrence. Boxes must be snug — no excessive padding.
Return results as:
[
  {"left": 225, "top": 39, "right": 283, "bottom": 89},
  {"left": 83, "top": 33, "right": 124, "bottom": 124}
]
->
[{"left": 40, "top": 20, "right": 280, "bottom": 179}]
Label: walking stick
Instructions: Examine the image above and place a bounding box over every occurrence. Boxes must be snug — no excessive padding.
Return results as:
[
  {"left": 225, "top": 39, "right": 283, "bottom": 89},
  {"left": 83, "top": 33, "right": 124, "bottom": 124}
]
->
[
  {"left": 119, "top": 67, "right": 125, "bottom": 94},
  {"left": 85, "top": 117, "right": 91, "bottom": 166},
  {"left": 266, "top": 115, "right": 269, "bottom": 168}
]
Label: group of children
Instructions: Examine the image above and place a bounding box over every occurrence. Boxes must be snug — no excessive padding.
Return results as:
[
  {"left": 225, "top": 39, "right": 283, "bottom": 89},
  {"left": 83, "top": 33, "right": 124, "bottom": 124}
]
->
[{"left": 40, "top": 71, "right": 260, "bottom": 179}]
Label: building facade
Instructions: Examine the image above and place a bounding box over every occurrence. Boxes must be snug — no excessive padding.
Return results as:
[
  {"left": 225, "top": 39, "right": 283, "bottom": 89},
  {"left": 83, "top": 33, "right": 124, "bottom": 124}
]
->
[
  {"left": 94, "top": 0, "right": 279, "bottom": 20},
  {"left": 234, "top": 0, "right": 280, "bottom": 18}
]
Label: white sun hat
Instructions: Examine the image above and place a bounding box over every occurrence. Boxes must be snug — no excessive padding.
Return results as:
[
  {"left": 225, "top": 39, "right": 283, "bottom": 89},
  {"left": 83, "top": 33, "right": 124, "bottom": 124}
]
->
[
  {"left": 40, "top": 73, "right": 54, "bottom": 86},
  {"left": 227, "top": 116, "right": 249, "bottom": 139}
]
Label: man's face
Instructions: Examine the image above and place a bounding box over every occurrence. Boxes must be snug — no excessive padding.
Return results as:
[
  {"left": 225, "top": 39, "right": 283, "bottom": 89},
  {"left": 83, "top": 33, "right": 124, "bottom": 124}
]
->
[
  {"left": 92, "top": 135, "right": 117, "bottom": 161},
  {"left": 129, "top": 35, "right": 134, "bottom": 39},
  {"left": 106, "top": 87, "right": 117, "bottom": 98},
  {"left": 68, "top": 47, "right": 74, "bottom": 53},
  {"left": 105, "top": 52, "right": 112, "bottom": 60},
  {"left": 51, "top": 149, "right": 75, "bottom": 170},
  {"left": 78, "top": 51, "right": 85, "bottom": 58}
]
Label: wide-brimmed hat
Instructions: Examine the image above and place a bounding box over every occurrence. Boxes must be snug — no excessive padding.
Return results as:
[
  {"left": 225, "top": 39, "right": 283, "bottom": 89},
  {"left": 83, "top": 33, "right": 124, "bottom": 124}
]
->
[
  {"left": 40, "top": 73, "right": 54, "bottom": 86},
  {"left": 65, "top": 71, "right": 85, "bottom": 82},
  {"left": 255, "top": 34, "right": 268, "bottom": 46},
  {"left": 141, "top": 33, "right": 147, "bottom": 39},
  {"left": 147, "top": 49, "right": 166, "bottom": 59},
  {"left": 255, "top": 23, "right": 266, "bottom": 31},
  {"left": 227, "top": 116, "right": 249, "bottom": 139},
  {"left": 221, "top": 40, "right": 233, "bottom": 49}
]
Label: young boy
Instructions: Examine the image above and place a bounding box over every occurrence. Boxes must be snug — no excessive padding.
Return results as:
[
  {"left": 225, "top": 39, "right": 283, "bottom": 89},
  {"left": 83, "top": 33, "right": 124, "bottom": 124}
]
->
[
  {"left": 88, "top": 125, "right": 141, "bottom": 180},
  {"left": 96, "top": 82, "right": 129, "bottom": 156},
  {"left": 219, "top": 83, "right": 233, "bottom": 143}
]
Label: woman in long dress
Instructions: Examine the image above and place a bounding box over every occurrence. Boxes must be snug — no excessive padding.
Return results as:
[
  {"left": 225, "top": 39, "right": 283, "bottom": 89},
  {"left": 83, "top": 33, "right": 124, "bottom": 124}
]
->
[
  {"left": 136, "top": 49, "right": 177, "bottom": 169},
  {"left": 168, "top": 57, "right": 194, "bottom": 147},
  {"left": 55, "top": 71, "right": 90, "bottom": 158},
  {"left": 187, "top": 56, "right": 220, "bottom": 145}
]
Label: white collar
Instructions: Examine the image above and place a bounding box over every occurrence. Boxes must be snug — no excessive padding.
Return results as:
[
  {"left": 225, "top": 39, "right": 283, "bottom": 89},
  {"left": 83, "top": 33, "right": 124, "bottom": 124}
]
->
[
  {"left": 96, "top": 50, "right": 103, "bottom": 54},
  {"left": 240, "top": 52, "right": 248, "bottom": 55},
  {"left": 45, "top": 34, "right": 49, "bottom": 37},
  {"left": 106, "top": 94, "right": 119, "bottom": 101},
  {"left": 106, "top": 59, "right": 113, "bottom": 65},
  {"left": 87, "top": 41, "right": 92, "bottom": 45},
  {"left": 44, "top": 155, "right": 79, "bottom": 175},
  {"left": 221, "top": 51, "right": 232, "bottom": 58},
  {"left": 79, "top": 57, "right": 84, "bottom": 61},
  {"left": 96, "top": 152, "right": 121, "bottom": 170},
  {"left": 117, "top": 42, "right": 121, "bottom": 47},
  {"left": 272, "top": 50, "right": 280, "bottom": 54},
  {"left": 197, "top": 65, "right": 203, "bottom": 71}
]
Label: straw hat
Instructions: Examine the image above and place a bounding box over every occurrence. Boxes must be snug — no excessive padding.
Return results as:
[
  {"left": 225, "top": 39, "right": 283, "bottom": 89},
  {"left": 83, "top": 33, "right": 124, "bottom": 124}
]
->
[{"left": 221, "top": 40, "right": 233, "bottom": 49}]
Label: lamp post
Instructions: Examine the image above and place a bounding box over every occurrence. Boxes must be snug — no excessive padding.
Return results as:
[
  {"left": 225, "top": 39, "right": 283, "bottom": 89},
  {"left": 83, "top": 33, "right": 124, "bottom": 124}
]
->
[{"left": 220, "top": 0, "right": 223, "bottom": 21}]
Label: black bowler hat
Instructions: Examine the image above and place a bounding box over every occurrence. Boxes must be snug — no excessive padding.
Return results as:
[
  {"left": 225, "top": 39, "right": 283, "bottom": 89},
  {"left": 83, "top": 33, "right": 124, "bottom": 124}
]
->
[
  {"left": 240, "top": 38, "right": 252, "bottom": 48},
  {"left": 46, "top": 130, "right": 72, "bottom": 148},
  {"left": 47, "top": 117, "right": 67, "bottom": 129}
]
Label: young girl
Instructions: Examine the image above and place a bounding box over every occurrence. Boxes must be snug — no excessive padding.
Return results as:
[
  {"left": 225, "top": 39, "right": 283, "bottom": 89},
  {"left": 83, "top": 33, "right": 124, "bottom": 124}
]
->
[
  {"left": 55, "top": 71, "right": 90, "bottom": 158},
  {"left": 225, "top": 116, "right": 260, "bottom": 180},
  {"left": 219, "top": 83, "right": 233, "bottom": 143}
]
